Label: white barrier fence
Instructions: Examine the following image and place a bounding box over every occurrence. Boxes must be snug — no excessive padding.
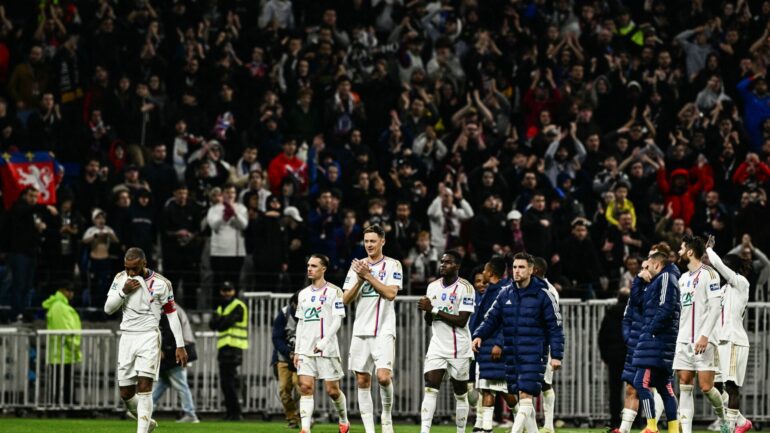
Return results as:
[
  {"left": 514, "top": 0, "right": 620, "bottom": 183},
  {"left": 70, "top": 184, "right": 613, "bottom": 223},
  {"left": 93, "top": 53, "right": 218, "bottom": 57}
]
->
[{"left": 0, "top": 294, "right": 768, "bottom": 423}]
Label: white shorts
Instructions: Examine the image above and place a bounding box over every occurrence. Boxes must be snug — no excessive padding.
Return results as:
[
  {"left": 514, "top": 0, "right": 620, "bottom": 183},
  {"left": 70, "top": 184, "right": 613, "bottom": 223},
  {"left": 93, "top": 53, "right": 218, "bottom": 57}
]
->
[
  {"left": 718, "top": 343, "right": 749, "bottom": 387},
  {"left": 117, "top": 330, "right": 161, "bottom": 386},
  {"left": 297, "top": 355, "right": 344, "bottom": 381},
  {"left": 348, "top": 334, "right": 395, "bottom": 373},
  {"left": 673, "top": 342, "right": 720, "bottom": 372},
  {"left": 474, "top": 363, "right": 507, "bottom": 393},
  {"left": 423, "top": 355, "right": 471, "bottom": 381},
  {"left": 544, "top": 355, "right": 555, "bottom": 385}
]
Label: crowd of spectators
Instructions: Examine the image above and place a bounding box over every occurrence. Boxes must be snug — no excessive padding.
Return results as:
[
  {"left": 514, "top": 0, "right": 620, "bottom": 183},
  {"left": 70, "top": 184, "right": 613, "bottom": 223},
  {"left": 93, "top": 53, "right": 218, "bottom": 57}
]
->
[{"left": 2, "top": 0, "right": 770, "bottom": 319}]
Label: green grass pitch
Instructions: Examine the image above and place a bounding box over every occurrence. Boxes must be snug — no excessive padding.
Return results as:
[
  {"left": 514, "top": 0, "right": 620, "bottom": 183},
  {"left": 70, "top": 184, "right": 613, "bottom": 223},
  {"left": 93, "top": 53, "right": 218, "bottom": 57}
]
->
[{"left": 0, "top": 419, "right": 716, "bottom": 433}]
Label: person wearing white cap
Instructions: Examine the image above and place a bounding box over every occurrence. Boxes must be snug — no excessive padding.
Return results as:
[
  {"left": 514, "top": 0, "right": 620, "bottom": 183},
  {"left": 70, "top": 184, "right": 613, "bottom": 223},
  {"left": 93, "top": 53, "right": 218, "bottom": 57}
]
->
[
  {"left": 82, "top": 208, "right": 120, "bottom": 307},
  {"left": 505, "top": 210, "right": 525, "bottom": 255},
  {"left": 284, "top": 206, "right": 304, "bottom": 223}
]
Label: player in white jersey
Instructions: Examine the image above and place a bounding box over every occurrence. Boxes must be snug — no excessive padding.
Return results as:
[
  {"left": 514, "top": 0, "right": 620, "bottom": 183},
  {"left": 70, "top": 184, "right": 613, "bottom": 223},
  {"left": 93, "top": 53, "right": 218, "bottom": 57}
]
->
[
  {"left": 104, "top": 248, "right": 188, "bottom": 433},
  {"left": 342, "top": 225, "right": 403, "bottom": 433},
  {"left": 675, "top": 235, "right": 727, "bottom": 433},
  {"left": 533, "top": 257, "right": 560, "bottom": 433},
  {"left": 705, "top": 237, "right": 753, "bottom": 433},
  {"left": 417, "top": 251, "right": 475, "bottom": 433},
  {"left": 294, "top": 254, "right": 349, "bottom": 433}
]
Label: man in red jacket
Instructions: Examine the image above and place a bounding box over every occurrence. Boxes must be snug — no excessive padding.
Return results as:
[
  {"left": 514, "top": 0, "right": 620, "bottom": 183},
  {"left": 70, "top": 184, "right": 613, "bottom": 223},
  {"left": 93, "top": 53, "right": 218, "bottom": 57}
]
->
[
  {"left": 656, "top": 157, "right": 714, "bottom": 226},
  {"left": 733, "top": 152, "right": 770, "bottom": 189},
  {"left": 268, "top": 138, "right": 308, "bottom": 194}
]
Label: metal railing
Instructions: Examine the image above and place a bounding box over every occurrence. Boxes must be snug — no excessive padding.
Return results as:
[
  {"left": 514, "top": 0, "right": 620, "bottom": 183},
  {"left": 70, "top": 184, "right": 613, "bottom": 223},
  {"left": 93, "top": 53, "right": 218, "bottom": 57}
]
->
[{"left": 1, "top": 294, "right": 768, "bottom": 424}]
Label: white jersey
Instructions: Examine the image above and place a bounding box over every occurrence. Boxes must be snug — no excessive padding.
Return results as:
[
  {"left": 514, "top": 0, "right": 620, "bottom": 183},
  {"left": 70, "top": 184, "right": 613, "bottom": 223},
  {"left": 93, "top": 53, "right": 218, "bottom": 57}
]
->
[
  {"left": 544, "top": 278, "right": 560, "bottom": 302},
  {"left": 425, "top": 277, "right": 475, "bottom": 359},
  {"left": 706, "top": 248, "right": 750, "bottom": 347},
  {"left": 295, "top": 283, "right": 346, "bottom": 357},
  {"left": 677, "top": 264, "right": 722, "bottom": 344},
  {"left": 343, "top": 256, "right": 403, "bottom": 337},
  {"left": 107, "top": 270, "right": 175, "bottom": 332}
]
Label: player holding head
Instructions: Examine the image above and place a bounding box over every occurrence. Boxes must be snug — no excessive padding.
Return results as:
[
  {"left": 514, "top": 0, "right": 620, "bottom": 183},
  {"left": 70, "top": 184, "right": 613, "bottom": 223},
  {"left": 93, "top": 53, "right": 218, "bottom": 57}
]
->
[
  {"left": 342, "top": 225, "right": 403, "bottom": 433},
  {"left": 294, "top": 254, "right": 349, "bottom": 433},
  {"left": 533, "top": 257, "right": 559, "bottom": 433},
  {"left": 469, "top": 256, "right": 518, "bottom": 433},
  {"left": 104, "top": 247, "right": 188, "bottom": 433},
  {"left": 632, "top": 251, "right": 680, "bottom": 433},
  {"left": 705, "top": 236, "right": 753, "bottom": 433},
  {"left": 417, "top": 250, "right": 476, "bottom": 433},
  {"left": 472, "top": 253, "right": 564, "bottom": 433},
  {"left": 613, "top": 243, "right": 671, "bottom": 433},
  {"left": 675, "top": 235, "right": 728, "bottom": 433}
]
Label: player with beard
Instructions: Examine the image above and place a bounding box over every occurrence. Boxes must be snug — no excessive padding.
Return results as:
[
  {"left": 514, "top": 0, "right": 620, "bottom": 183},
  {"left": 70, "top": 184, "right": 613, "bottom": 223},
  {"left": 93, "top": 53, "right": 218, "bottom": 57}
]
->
[{"left": 675, "top": 235, "right": 727, "bottom": 433}]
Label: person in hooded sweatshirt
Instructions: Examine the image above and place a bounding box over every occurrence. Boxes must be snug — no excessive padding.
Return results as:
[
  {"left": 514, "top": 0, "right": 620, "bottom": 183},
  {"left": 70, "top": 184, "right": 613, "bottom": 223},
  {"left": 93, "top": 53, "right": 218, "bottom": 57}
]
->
[
  {"left": 43, "top": 281, "right": 82, "bottom": 405},
  {"left": 128, "top": 189, "right": 157, "bottom": 268}
]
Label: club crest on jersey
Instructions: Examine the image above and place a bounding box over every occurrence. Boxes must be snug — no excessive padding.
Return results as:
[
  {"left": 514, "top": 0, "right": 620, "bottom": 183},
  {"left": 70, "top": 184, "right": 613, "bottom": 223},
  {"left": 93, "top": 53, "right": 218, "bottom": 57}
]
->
[
  {"left": 311, "top": 296, "right": 316, "bottom": 302},
  {"left": 441, "top": 293, "right": 447, "bottom": 301},
  {"left": 378, "top": 269, "right": 387, "bottom": 280},
  {"left": 449, "top": 295, "right": 456, "bottom": 302},
  {"left": 319, "top": 296, "right": 327, "bottom": 303}
]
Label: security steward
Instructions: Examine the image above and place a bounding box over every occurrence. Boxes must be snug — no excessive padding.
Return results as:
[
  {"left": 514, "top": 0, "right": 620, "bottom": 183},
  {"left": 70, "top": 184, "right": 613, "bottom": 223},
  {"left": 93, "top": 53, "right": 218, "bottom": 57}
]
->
[{"left": 209, "top": 281, "right": 249, "bottom": 421}]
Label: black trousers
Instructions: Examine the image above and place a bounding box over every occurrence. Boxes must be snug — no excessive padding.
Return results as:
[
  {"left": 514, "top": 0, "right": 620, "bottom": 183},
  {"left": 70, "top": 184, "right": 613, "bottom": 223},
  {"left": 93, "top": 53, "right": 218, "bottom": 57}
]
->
[
  {"left": 608, "top": 360, "right": 625, "bottom": 427},
  {"left": 219, "top": 362, "right": 241, "bottom": 417}
]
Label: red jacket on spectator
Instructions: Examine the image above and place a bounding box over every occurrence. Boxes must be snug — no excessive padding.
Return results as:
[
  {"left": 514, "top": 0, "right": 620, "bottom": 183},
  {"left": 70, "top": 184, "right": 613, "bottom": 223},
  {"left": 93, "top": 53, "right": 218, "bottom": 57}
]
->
[
  {"left": 732, "top": 161, "right": 770, "bottom": 186},
  {"left": 522, "top": 87, "right": 562, "bottom": 133},
  {"left": 268, "top": 153, "right": 308, "bottom": 194},
  {"left": 657, "top": 165, "right": 714, "bottom": 226}
]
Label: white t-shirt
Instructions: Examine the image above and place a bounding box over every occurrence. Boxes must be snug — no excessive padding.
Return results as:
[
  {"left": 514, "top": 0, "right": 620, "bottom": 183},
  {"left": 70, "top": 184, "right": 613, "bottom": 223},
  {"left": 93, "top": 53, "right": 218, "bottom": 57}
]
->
[
  {"left": 677, "top": 264, "right": 722, "bottom": 344},
  {"left": 343, "top": 256, "right": 403, "bottom": 337},
  {"left": 106, "top": 270, "right": 176, "bottom": 332},
  {"left": 425, "top": 277, "right": 475, "bottom": 359},
  {"left": 295, "top": 283, "right": 346, "bottom": 357},
  {"left": 706, "top": 248, "right": 750, "bottom": 347}
]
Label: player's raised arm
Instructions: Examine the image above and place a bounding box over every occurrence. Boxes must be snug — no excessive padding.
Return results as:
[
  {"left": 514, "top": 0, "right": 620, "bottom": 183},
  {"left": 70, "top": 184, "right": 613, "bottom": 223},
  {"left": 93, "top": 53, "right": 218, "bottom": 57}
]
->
[
  {"left": 104, "top": 274, "right": 139, "bottom": 315},
  {"left": 342, "top": 259, "right": 365, "bottom": 305}
]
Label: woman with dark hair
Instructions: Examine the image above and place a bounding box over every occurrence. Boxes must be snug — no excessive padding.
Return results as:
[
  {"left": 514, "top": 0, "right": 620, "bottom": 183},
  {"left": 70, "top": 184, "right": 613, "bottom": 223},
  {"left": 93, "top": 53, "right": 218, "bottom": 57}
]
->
[{"left": 705, "top": 235, "right": 753, "bottom": 433}]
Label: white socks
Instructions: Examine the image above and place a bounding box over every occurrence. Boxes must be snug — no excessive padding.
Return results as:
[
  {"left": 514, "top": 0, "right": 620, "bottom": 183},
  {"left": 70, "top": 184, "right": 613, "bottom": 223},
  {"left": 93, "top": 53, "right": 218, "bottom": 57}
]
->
[
  {"left": 619, "top": 408, "right": 637, "bottom": 433},
  {"left": 543, "top": 388, "right": 555, "bottom": 431},
  {"left": 737, "top": 411, "right": 747, "bottom": 427},
  {"left": 654, "top": 389, "right": 664, "bottom": 423},
  {"left": 359, "top": 388, "right": 375, "bottom": 433},
  {"left": 334, "top": 392, "right": 348, "bottom": 424},
  {"left": 727, "top": 408, "right": 739, "bottom": 433},
  {"left": 512, "top": 398, "right": 534, "bottom": 433},
  {"left": 705, "top": 387, "right": 726, "bottom": 421},
  {"left": 420, "top": 387, "right": 439, "bottom": 433},
  {"left": 381, "top": 382, "right": 394, "bottom": 425},
  {"left": 125, "top": 394, "right": 139, "bottom": 418},
  {"left": 136, "top": 392, "right": 153, "bottom": 433},
  {"left": 474, "top": 397, "right": 484, "bottom": 429},
  {"left": 455, "top": 392, "right": 469, "bottom": 433},
  {"left": 300, "top": 395, "right": 314, "bottom": 432},
  {"left": 679, "top": 384, "right": 694, "bottom": 433},
  {"left": 482, "top": 405, "right": 495, "bottom": 430}
]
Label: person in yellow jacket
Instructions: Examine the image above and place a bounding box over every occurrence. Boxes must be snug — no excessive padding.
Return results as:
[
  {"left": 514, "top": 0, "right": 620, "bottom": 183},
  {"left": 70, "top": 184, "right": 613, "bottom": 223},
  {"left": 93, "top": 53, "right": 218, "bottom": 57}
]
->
[
  {"left": 42, "top": 282, "right": 82, "bottom": 405},
  {"left": 606, "top": 181, "right": 637, "bottom": 229},
  {"left": 209, "top": 281, "right": 248, "bottom": 421}
]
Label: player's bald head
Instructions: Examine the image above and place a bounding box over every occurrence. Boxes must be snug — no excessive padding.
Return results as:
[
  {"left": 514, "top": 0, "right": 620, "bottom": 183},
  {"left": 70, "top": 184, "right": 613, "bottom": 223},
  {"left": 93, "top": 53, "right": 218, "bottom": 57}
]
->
[{"left": 125, "top": 247, "right": 146, "bottom": 262}]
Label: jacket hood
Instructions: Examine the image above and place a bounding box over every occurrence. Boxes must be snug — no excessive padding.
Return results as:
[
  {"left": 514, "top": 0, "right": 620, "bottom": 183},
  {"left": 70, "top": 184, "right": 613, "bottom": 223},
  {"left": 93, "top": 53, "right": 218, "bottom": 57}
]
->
[
  {"left": 670, "top": 168, "right": 689, "bottom": 179},
  {"left": 43, "top": 291, "right": 69, "bottom": 311}
]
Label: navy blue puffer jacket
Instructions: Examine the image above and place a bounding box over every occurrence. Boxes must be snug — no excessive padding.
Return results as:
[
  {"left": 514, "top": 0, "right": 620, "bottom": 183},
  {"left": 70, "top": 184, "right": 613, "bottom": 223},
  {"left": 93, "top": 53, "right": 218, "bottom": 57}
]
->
[
  {"left": 469, "top": 278, "right": 509, "bottom": 381},
  {"left": 621, "top": 276, "right": 645, "bottom": 383},
  {"left": 473, "top": 276, "right": 564, "bottom": 396},
  {"left": 632, "top": 263, "right": 681, "bottom": 373}
]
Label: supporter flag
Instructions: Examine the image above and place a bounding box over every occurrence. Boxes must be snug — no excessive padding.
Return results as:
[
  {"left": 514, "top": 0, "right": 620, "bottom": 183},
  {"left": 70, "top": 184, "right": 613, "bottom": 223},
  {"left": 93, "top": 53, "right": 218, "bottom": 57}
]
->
[{"left": 0, "top": 151, "right": 63, "bottom": 209}]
